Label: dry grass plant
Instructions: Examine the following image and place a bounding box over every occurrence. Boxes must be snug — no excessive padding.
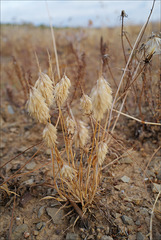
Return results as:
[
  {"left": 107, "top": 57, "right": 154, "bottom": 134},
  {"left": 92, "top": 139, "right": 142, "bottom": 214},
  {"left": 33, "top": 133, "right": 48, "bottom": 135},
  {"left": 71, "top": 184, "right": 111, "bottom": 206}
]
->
[{"left": 1, "top": 1, "right": 161, "bottom": 235}]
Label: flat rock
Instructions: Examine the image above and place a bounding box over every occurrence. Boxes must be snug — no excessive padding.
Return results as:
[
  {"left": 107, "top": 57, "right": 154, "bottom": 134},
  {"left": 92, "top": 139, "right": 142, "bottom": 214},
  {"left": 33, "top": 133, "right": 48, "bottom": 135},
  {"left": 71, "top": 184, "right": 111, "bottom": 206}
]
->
[
  {"left": 66, "top": 233, "right": 80, "bottom": 240},
  {"left": 121, "top": 215, "right": 134, "bottom": 225},
  {"left": 136, "top": 232, "right": 144, "bottom": 240},
  {"left": 46, "top": 207, "right": 64, "bottom": 224},
  {"left": 8, "top": 105, "right": 14, "bottom": 114},
  {"left": 26, "top": 162, "right": 36, "bottom": 170},
  {"left": 120, "top": 156, "right": 133, "bottom": 164},
  {"left": 101, "top": 236, "right": 114, "bottom": 240},
  {"left": 38, "top": 206, "right": 45, "bottom": 218},
  {"left": 12, "top": 224, "right": 28, "bottom": 240},
  {"left": 121, "top": 176, "right": 130, "bottom": 183},
  {"left": 152, "top": 183, "right": 161, "bottom": 193},
  {"left": 23, "top": 179, "right": 34, "bottom": 185}
]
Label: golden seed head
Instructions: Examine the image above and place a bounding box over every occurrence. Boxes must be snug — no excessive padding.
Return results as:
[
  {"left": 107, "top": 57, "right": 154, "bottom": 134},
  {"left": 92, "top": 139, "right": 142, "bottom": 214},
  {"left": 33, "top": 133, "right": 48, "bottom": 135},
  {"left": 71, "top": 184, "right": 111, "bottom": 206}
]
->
[
  {"left": 43, "top": 123, "right": 57, "bottom": 148},
  {"left": 66, "top": 116, "right": 76, "bottom": 135},
  {"left": 35, "top": 72, "right": 54, "bottom": 107},
  {"left": 145, "top": 36, "right": 161, "bottom": 56},
  {"left": 91, "top": 76, "right": 112, "bottom": 121},
  {"left": 61, "top": 164, "right": 76, "bottom": 180},
  {"left": 80, "top": 94, "right": 92, "bottom": 114},
  {"left": 74, "top": 120, "right": 88, "bottom": 148},
  {"left": 54, "top": 75, "right": 71, "bottom": 106},
  {"left": 97, "top": 141, "right": 108, "bottom": 166},
  {"left": 27, "top": 87, "right": 50, "bottom": 124}
]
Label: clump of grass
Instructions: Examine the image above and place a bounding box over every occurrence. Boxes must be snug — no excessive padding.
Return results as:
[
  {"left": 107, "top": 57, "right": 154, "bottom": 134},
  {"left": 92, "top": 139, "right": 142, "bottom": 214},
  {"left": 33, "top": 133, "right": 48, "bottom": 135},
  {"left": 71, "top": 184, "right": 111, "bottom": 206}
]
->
[{"left": 27, "top": 70, "right": 113, "bottom": 212}]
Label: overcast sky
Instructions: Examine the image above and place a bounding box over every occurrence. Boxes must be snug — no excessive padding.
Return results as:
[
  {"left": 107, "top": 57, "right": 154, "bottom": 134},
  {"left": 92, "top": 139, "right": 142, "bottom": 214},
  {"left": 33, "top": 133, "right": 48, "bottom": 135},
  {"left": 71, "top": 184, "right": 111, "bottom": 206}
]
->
[{"left": 1, "top": 1, "right": 161, "bottom": 27}]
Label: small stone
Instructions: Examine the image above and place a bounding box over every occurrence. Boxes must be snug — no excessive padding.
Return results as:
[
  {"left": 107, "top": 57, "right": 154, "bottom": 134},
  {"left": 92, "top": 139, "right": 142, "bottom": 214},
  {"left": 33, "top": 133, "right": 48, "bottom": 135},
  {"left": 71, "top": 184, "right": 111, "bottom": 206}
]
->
[
  {"left": 36, "top": 222, "right": 45, "bottom": 230},
  {"left": 24, "top": 232, "right": 30, "bottom": 238},
  {"left": 146, "top": 170, "right": 155, "bottom": 178},
  {"left": 121, "top": 215, "right": 134, "bottom": 225},
  {"left": 33, "top": 230, "right": 39, "bottom": 236},
  {"left": 38, "top": 206, "right": 45, "bottom": 218},
  {"left": 26, "top": 162, "right": 36, "bottom": 170},
  {"left": 152, "top": 183, "right": 161, "bottom": 193},
  {"left": 140, "top": 208, "right": 149, "bottom": 217},
  {"left": 135, "top": 219, "right": 141, "bottom": 226},
  {"left": 8, "top": 105, "right": 14, "bottom": 114},
  {"left": 18, "top": 146, "right": 27, "bottom": 153},
  {"left": 66, "top": 233, "right": 80, "bottom": 240},
  {"left": 12, "top": 224, "right": 28, "bottom": 240},
  {"left": 136, "top": 232, "right": 144, "bottom": 240},
  {"left": 120, "top": 156, "right": 132, "bottom": 164},
  {"left": 46, "top": 207, "right": 64, "bottom": 224},
  {"left": 101, "top": 236, "right": 113, "bottom": 240},
  {"left": 23, "top": 179, "right": 34, "bottom": 185},
  {"left": 114, "top": 185, "right": 122, "bottom": 191},
  {"left": 121, "top": 176, "right": 130, "bottom": 183}
]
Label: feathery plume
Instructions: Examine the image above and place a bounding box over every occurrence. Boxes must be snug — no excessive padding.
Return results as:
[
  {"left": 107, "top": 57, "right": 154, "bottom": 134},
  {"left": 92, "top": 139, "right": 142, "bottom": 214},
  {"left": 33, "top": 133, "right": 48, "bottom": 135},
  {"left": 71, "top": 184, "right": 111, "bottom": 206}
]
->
[
  {"left": 35, "top": 72, "right": 54, "bottom": 107},
  {"left": 43, "top": 123, "right": 57, "bottom": 148},
  {"left": 54, "top": 75, "right": 71, "bottom": 106},
  {"left": 27, "top": 87, "right": 50, "bottom": 124},
  {"left": 74, "top": 120, "right": 88, "bottom": 148},
  {"left": 97, "top": 141, "right": 108, "bottom": 166},
  {"left": 145, "top": 35, "right": 161, "bottom": 56},
  {"left": 91, "top": 76, "right": 112, "bottom": 121},
  {"left": 61, "top": 164, "right": 76, "bottom": 180},
  {"left": 80, "top": 94, "right": 92, "bottom": 114},
  {"left": 66, "top": 116, "right": 76, "bottom": 135}
]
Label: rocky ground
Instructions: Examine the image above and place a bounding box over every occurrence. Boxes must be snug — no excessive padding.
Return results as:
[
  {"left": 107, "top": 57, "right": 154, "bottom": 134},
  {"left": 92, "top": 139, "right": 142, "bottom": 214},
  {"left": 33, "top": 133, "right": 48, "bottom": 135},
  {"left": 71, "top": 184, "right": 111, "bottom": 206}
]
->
[
  {"left": 0, "top": 99, "right": 161, "bottom": 240},
  {"left": 1, "top": 23, "right": 161, "bottom": 240}
]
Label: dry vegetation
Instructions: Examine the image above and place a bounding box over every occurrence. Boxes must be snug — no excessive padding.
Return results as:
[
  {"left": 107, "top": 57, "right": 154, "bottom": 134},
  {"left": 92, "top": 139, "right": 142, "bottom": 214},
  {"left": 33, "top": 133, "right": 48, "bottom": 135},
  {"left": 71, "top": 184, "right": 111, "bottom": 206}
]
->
[{"left": 0, "top": 9, "right": 161, "bottom": 240}]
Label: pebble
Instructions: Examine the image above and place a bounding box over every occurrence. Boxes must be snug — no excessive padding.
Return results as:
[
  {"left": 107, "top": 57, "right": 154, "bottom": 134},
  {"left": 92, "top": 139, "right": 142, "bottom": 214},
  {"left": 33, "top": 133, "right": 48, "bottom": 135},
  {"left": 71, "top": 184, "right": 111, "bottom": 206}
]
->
[
  {"left": 38, "top": 206, "right": 45, "bottom": 218},
  {"left": 101, "top": 236, "right": 113, "bottom": 240},
  {"left": 121, "top": 176, "right": 130, "bottom": 183},
  {"left": 135, "top": 219, "right": 141, "bottom": 226},
  {"left": 26, "top": 162, "right": 36, "bottom": 170},
  {"left": 66, "top": 233, "right": 80, "bottom": 240},
  {"left": 120, "top": 156, "right": 133, "bottom": 164},
  {"left": 24, "top": 232, "right": 30, "bottom": 238},
  {"left": 46, "top": 207, "right": 64, "bottom": 224},
  {"left": 12, "top": 224, "right": 28, "bottom": 240},
  {"left": 121, "top": 215, "right": 134, "bottom": 225},
  {"left": 36, "top": 222, "right": 45, "bottom": 230},
  {"left": 23, "top": 179, "right": 34, "bottom": 185},
  {"left": 152, "top": 183, "right": 161, "bottom": 193},
  {"left": 139, "top": 208, "right": 149, "bottom": 217},
  {"left": 136, "top": 232, "right": 144, "bottom": 240},
  {"left": 8, "top": 105, "right": 14, "bottom": 114},
  {"left": 18, "top": 146, "right": 27, "bottom": 153}
]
